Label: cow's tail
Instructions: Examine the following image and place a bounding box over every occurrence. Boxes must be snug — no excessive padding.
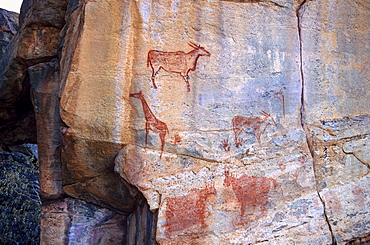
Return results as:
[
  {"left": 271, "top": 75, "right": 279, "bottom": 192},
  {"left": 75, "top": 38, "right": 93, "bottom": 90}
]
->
[{"left": 147, "top": 51, "right": 151, "bottom": 67}]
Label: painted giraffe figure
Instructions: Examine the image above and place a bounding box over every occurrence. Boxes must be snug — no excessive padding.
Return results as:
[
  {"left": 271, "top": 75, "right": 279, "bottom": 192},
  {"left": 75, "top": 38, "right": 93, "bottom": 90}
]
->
[{"left": 130, "top": 91, "right": 169, "bottom": 159}]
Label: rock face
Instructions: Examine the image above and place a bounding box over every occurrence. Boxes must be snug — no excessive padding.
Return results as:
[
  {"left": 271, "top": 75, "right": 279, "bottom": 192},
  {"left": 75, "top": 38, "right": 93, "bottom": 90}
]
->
[
  {"left": 110, "top": 0, "right": 367, "bottom": 244},
  {"left": 0, "top": 9, "right": 18, "bottom": 60},
  {"left": 29, "top": 59, "right": 64, "bottom": 200},
  {"left": 300, "top": 1, "right": 370, "bottom": 243},
  {"left": 59, "top": 0, "right": 144, "bottom": 215}
]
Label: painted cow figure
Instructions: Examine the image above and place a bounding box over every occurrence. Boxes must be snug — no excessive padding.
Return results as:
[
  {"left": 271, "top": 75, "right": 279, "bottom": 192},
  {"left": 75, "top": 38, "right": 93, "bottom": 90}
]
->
[
  {"left": 147, "top": 42, "right": 211, "bottom": 92},
  {"left": 232, "top": 110, "right": 277, "bottom": 147},
  {"left": 164, "top": 184, "right": 216, "bottom": 238},
  {"left": 224, "top": 170, "right": 277, "bottom": 219}
]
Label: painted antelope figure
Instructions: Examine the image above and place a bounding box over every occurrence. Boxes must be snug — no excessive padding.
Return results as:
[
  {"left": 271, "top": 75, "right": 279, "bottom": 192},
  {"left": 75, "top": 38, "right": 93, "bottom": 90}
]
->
[
  {"left": 147, "top": 42, "right": 211, "bottom": 92},
  {"left": 232, "top": 110, "right": 277, "bottom": 147},
  {"left": 130, "top": 91, "right": 169, "bottom": 159}
]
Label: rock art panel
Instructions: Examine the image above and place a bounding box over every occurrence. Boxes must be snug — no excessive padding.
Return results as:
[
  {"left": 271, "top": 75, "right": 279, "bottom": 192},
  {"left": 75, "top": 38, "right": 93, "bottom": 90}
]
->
[
  {"left": 115, "top": 144, "right": 332, "bottom": 244},
  {"left": 56, "top": 0, "right": 370, "bottom": 243}
]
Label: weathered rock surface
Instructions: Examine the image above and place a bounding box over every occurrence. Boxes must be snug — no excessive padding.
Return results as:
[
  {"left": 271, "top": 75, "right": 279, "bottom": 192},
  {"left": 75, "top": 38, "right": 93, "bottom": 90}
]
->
[
  {"left": 0, "top": 9, "right": 18, "bottom": 60},
  {"left": 0, "top": 151, "right": 40, "bottom": 245},
  {"left": 0, "top": 0, "right": 67, "bottom": 146},
  {"left": 63, "top": 172, "right": 143, "bottom": 214},
  {"left": 0, "top": 7, "right": 36, "bottom": 147},
  {"left": 41, "top": 198, "right": 127, "bottom": 245},
  {"left": 127, "top": 202, "right": 158, "bottom": 245},
  {"left": 29, "top": 59, "right": 64, "bottom": 199},
  {"left": 59, "top": 0, "right": 145, "bottom": 214},
  {"left": 300, "top": 0, "right": 370, "bottom": 243}
]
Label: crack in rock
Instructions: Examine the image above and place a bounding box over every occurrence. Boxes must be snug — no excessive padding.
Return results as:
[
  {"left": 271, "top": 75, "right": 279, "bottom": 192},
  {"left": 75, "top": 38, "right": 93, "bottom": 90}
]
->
[
  {"left": 296, "top": 1, "right": 338, "bottom": 244},
  {"left": 220, "top": 0, "right": 289, "bottom": 8}
]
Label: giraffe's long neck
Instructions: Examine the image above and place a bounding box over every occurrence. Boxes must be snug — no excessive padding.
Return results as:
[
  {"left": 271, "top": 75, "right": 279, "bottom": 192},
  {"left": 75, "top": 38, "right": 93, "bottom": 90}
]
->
[{"left": 139, "top": 96, "right": 156, "bottom": 122}]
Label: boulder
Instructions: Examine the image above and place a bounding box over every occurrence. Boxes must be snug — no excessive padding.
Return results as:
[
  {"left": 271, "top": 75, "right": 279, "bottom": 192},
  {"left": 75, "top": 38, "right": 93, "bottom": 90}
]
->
[
  {"left": 0, "top": 8, "right": 18, "bottom": 60},
  {"left": 41, "top": 198, "right": 127, "bottom": 245}
]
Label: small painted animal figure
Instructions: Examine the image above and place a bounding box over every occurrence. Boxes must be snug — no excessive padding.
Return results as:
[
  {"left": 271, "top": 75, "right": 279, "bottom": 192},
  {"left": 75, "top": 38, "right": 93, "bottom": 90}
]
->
[
  {"left": 164, "top": 184, "right": 217, "bottom": 238},
  {"left": 147, "top": 42, "right": 211, "bottom": 92},
  {"left": 232, "top": 110, "right": 277, "bottom": 147},
  {"left": 130, "top": 91, "right": 169, "bottom": 158},
  {"left": 223, "top": 170, "right": 277, "bottom": 219}
]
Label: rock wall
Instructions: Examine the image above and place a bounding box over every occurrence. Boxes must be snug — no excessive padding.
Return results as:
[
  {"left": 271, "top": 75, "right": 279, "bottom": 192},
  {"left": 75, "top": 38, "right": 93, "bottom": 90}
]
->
[{"left": 0, "top": 0, "right": 369, "bottom": 244}]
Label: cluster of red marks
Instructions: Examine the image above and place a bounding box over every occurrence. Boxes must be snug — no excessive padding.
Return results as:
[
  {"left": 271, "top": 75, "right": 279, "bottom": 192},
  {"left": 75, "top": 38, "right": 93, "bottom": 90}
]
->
[
  {"left": 220, "top": 139, "right": 231, "bottom": 152},
  {"left": 164, "top": 184, "right": 217, "bottom": 238},
  {"left": 277, "top": 161, "right": 286, "bottom": 171},
  {"left": 352, "top": 186, "right": 365, "bottom": 207},
  {"left": 223, "top": 170, "right": 277, "bottom": 219},
  {"left": 171, "top": 133, "right": 182, "bottom": 145}
]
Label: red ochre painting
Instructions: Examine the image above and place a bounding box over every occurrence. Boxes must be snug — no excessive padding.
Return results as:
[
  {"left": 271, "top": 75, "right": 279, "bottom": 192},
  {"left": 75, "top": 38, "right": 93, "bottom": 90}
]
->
[
  {"left": 224, "top": 170, "right": 277, "bottom": 224},
  {"left": 130, "top": 91, "right": 169, "bottom": 159},
  {"left": 147, "top": 42, "right": 211, "bottom": 92},
  {"left": 232, "top": 110, "right": 277, "bottom": 147},
  {"left": 164, "top": 184, "right": 217, "bottom": 238}
]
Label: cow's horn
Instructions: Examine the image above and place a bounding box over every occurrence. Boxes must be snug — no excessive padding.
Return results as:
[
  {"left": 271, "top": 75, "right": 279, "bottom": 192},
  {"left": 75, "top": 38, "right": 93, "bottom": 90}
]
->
[
  {"left": 188, "top": 42, "right": 199, "bottom": 48},
  {"left": 260, "top": 110, "right": 269, "bottom": 116}
]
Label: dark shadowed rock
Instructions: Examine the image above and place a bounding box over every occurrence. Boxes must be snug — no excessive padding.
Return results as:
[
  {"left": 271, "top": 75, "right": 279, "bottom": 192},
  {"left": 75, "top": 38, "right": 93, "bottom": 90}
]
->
[
  {"left": 0, "top": 9, "right": 18, "bottom": 60},
  {"left": 0, "top": 151, "right": 40, "bottom": 244},
  {"left": 41, "top": 198, "right": 127, "bottom": 245},
  {"left": 29, "top": 59, "right": 64, "bottom": 200},
  {"left": 19, "top": 0, "right": 67, "bottom": 29},
  {"left": 63, "top": 172, "right": 144, "bottom": 215}
]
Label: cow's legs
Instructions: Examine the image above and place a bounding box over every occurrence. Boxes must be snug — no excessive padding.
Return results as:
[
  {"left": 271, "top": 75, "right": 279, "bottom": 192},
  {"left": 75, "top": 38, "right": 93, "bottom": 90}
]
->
[
  {"left": 145, "top": 122, "right": 150, "bottom": 146},
  {"left": 233, "top": 127, "right": 243, "bottom": 148},
  {"left": 151, "top": 70, "right": 158, "bottom": 89},
  {"left": 159, "top": 130, "right": 166, "bottom": 159},
  {"left": 182, "top": 75, "right": 190, "bottom": 92}
]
